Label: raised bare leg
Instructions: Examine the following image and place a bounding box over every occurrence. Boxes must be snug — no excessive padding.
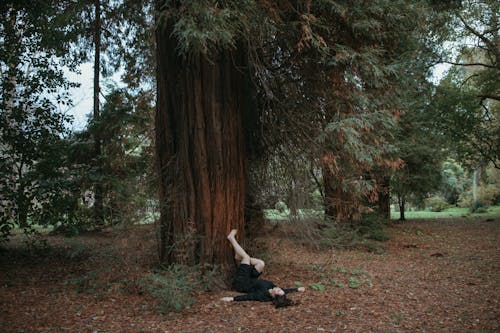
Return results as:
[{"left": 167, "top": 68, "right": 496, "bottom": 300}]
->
[
  {"left": 227, "top": 229, "right": 266, "bottom": 272},
  {"left": 227, "top": 229, "right": 250, "bottom": 265},
  {"left": 250, "top": 258, "right": 265, "bottom": 273}
]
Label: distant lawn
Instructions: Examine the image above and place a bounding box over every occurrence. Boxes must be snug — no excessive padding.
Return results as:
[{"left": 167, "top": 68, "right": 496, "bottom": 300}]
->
[
  {"left": 390, "top": 206, "right": 500, "bottom": 220},
  {"left": 265, "top": 206, "right": 500, "bottom": 221}
]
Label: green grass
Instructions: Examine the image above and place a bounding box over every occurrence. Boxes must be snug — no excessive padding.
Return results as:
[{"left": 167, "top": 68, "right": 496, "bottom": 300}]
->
[
  {"left": 390, "top": 206, "right": 500, "bottom": 220},
  {"left": 264, "top": 209, "right": 323, "bottom": 221},
  {"left": 265, "top": 206, "right": 500, "bottom": 221}
]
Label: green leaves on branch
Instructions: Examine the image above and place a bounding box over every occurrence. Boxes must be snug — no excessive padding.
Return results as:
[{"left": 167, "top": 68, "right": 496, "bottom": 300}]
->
[{"left": 157, "top": 0, "right": 257, "bottom": 57}]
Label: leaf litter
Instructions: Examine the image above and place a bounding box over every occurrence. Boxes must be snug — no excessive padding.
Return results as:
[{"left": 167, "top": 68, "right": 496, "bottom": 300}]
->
[{"left": 0, "top": 218, "right": 498, "bottom": 332}]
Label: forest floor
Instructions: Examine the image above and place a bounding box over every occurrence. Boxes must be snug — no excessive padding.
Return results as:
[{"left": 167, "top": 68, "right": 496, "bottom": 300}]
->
[{"left": 1, "top": 217, "right": 499, "bottom": 333}]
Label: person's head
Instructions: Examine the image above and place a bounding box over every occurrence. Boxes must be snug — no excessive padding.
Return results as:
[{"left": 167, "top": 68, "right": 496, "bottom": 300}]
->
[
  {"left": 272, "top": 294, "right": 293, "bottom": 308},
  {"left": 269, "top": 287, "right": 294, "bottom": 308},
  {"left": 269, "top": 287, "right": 285, "bottom": 297}
]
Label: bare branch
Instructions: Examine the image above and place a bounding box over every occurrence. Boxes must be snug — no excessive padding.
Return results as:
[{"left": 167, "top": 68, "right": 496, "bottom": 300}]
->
[
  {"left": 442, "top": 60, "right": 497, "bottom": 69},
  {"left": 457, "top": 13, "right": 500, "bottom": 64},
  {"left": 478, "top": 94, "right": 500, "bottom": 102}
]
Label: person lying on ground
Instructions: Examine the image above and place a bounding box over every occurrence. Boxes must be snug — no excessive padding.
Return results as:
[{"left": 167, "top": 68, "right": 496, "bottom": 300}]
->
[{"left": 220, "top": 229, "right": 305, "bottom": 308}]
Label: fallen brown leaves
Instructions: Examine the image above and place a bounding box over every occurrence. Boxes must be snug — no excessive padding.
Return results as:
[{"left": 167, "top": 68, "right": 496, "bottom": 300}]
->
[{"left": 1, "top": 218, "right": 499, "bottom": 332}]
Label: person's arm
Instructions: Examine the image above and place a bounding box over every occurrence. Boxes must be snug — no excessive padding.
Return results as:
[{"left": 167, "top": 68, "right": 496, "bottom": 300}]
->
[
  {"left": 220, "top": 293, "right": 263, "bottom": 302},
  {"left": 283, "top": 286, "right": 306, "bottom": 294},
  {"left": 232, "top": 290, "right": 273, "bottom": 302}
]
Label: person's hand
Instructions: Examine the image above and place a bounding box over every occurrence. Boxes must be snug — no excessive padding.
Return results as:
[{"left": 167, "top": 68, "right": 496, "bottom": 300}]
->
[
  {"left": 221, "top": 297, "right": 234, "bottom": 302},
  {"left": 298, "top": 287, "right": 306, "bottom": 292}
]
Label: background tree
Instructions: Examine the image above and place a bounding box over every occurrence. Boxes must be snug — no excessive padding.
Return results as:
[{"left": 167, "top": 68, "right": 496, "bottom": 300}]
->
[
  {"left": 248, "top": 1, "right": 436, "bottom": 224},
  {"left": 440, "top": 159, "right": 469, "bottom": 205},
  {"left": 66, "top": 0, "right": 156, "bottom": 229},
  {"left": 0, "top": 1, "right": 80, "bottom": 240},
  {"left": 433, "top": 0, "right": 499, "bottom": 168}
]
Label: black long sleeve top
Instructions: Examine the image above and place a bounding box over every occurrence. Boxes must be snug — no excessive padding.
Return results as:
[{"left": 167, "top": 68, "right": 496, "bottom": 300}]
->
[{"left": 233, "top": 279, "right": 299, "bottom": 302}]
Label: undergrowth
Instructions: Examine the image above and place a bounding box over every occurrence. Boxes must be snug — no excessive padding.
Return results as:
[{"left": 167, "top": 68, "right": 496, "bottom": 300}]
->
[
  {"left": 287, "top": 214, "right": 389, "bottom": 253},
  {"left": 139, "top": 264, "right": 221, "bottom": 314},
  {"left": 296, "top": 265, "right": 373, "bottom": 292}
]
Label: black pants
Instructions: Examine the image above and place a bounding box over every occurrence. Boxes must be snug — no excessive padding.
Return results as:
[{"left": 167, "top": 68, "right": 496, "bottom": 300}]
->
[{"left": 232, "top": 263, "right": 261, "bottom": 292}]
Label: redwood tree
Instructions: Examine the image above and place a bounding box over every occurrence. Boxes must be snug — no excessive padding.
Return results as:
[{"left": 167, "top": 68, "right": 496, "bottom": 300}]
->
[{"left": 154, "top": 2, "right": 252, "bottom": 273}]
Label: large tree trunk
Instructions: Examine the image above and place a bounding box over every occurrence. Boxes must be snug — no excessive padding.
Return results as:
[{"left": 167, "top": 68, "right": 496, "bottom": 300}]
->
[
  {"left": 321, "top": 68, "right": 357, "bottom": 224},
  {"left": 322, "top": 164, "right": 355, "bottom": 223},
  {"left": 155, "top": 17, "right": 246, "bottom": 275}
]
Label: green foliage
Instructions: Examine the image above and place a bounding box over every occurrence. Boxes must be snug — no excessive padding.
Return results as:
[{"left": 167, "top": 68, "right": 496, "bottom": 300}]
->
[
  {"left": 424, "top": 196, "right": 450, "bottom": 212},
  {"left": 390, "top": 205, "right": 500, "bottom": 219},
  {"left": 139, "top": 265, "right": 199, "bottom": 313},
  {"left": 274, "top": 201, "right": 288, "bottom": 214},
  {"left": 52, "top": 87, "right": 156, "bottom": 231},
  {"left": 433, "top": 68, "right": 499, "bottom": 168},
  {"left": 158, "top": 0, "right": 263, "bottom": 57},
  {"left": 284, "top": 216, "right": 387, "bottom": 254},
  {"left": 431, "top": 0, "right": 500, "bottom": 168},
  {"left": 1, "top": 2, "right": 81, "bottom": 242},
  {"left": 392, "top": 103, "right": 446, "bottom": 210},
  {"left": 85, "top": 88, "right": 155, "bottom": 226},
  {"left": 67, "top": 271, "right": 99, "bottom": 294},
  {"left": 294, "top": 281, "right": 304, "bottom": 288},
  {"left": 307, "top": 264, "right": 373, "bottom": 292},
  {"left": 357, "top": 214, "right": 390, "bottom": 242},
  {"left": 439, "top": 159, "right": 469, "bottom": 205},
  {"left": 308, "top": 282, "right": 325, "bottom": 291},
  {"left": 456, "top": 165, "right": 500, "bottom": 209},
  {"left": 470, "top": 201, "right": 488, "bottom": 214},
  {"left": 51, "top": 206, "right": 95, "bottom": 237}
]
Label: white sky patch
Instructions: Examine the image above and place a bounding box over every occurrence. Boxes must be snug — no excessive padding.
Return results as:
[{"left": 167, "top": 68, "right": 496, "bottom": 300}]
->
[
  {"left": 64, "top": 63, "right": 125, "bottom": 131},
  {"left": 65, "top": 62, "right": 94, "bottom": 130},
  {"left": 430, "top": 63, "right": 451, "bottom": 84}
]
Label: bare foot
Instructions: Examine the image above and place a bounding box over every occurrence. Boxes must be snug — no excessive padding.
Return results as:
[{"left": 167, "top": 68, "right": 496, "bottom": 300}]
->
[{"left": 227, "top": 229, "right": 237, "bottom": 240}]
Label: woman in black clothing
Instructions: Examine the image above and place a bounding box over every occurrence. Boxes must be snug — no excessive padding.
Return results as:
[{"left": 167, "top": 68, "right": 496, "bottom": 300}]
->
[{"left": 220, "top": 229, "right": 305, "bottom": 307}]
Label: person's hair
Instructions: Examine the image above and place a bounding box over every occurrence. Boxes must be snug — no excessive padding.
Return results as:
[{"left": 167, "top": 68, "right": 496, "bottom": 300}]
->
[{"left": 272, "top": 294, "right": 294, "bottom": 308}]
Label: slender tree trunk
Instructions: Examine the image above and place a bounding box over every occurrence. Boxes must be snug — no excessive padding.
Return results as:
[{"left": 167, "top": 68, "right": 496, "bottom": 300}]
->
[
  {"left": 155, "top": 14, "right": 246, "bottom": 276},
  {"left": 398, "top": 194, "right": 405, "bottom": 221},
  {"left": 472, "top": 169, "right": 478, "bottom": 206},
  {"left": 377, "top": 175, "right": 391, "bottom": 220},
  {"left": 322, "top": 165, "right": 336, "bottom": 220},
  {"left": 93, "top": 0, "right": 104, "bottom": 226}
]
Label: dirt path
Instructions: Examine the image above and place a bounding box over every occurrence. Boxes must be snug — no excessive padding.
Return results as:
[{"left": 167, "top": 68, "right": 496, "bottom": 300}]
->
[{"left": 1, "top": 218, "right": 498, "bottom": 333}]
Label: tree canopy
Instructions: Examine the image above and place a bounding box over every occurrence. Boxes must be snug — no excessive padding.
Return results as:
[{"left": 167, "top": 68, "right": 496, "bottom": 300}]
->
[{"left": 0, "top": 0, "right": 498, "bottom": 271}]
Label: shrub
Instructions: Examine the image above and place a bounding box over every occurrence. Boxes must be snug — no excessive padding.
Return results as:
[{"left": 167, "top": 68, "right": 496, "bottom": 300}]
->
[
  {"left": 458, "top": 185, "right": 499, "bottom": 208},
  {"left": 288, "top": 215, "right": 386, "bottom": 253},
  {"left": 357, "top": 214, "right": 390, "bottom": 242},
  {"left": 470, "top": 201, "right": 488, "bottom": 213},
  {"left": 479, "top": 184, "right": 499, "bottom": 206},
  {"left": 139, "top": 265, "right": 199, "bottom": 313},
  {"left": 457, "top": 191, "right": 473, "bottom": 208},
  {"left": 424, "top": 196, "right": 449, "bottom": 212},
  {"left": 274, "top": 201, "right": 288, "bottom": 213}
]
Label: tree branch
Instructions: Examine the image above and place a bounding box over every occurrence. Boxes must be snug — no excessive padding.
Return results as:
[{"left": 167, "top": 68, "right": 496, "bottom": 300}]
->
[
  {"left": 478, "top": 94, "right": 500, "bottom": 102},
  {"left": 442, "top": 60, "right": 497, "bottom": 69},
  {"left": 457, "top": 13, "right": 500, "bottom": 64}
]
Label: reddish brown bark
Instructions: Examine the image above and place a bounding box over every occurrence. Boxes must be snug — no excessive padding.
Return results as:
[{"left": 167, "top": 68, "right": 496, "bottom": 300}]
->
[
  {"left": 155, "top": 18, "right": 246, "bottom": 273},
  {"left": 377, "top": 175, "right": 391, "bottom": 221},
  {"left": 321, "top": 68, "right": 357, "bottom": 223},
  {"left": 322, "top": 165, "right": 356, "bottom": 222}
]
